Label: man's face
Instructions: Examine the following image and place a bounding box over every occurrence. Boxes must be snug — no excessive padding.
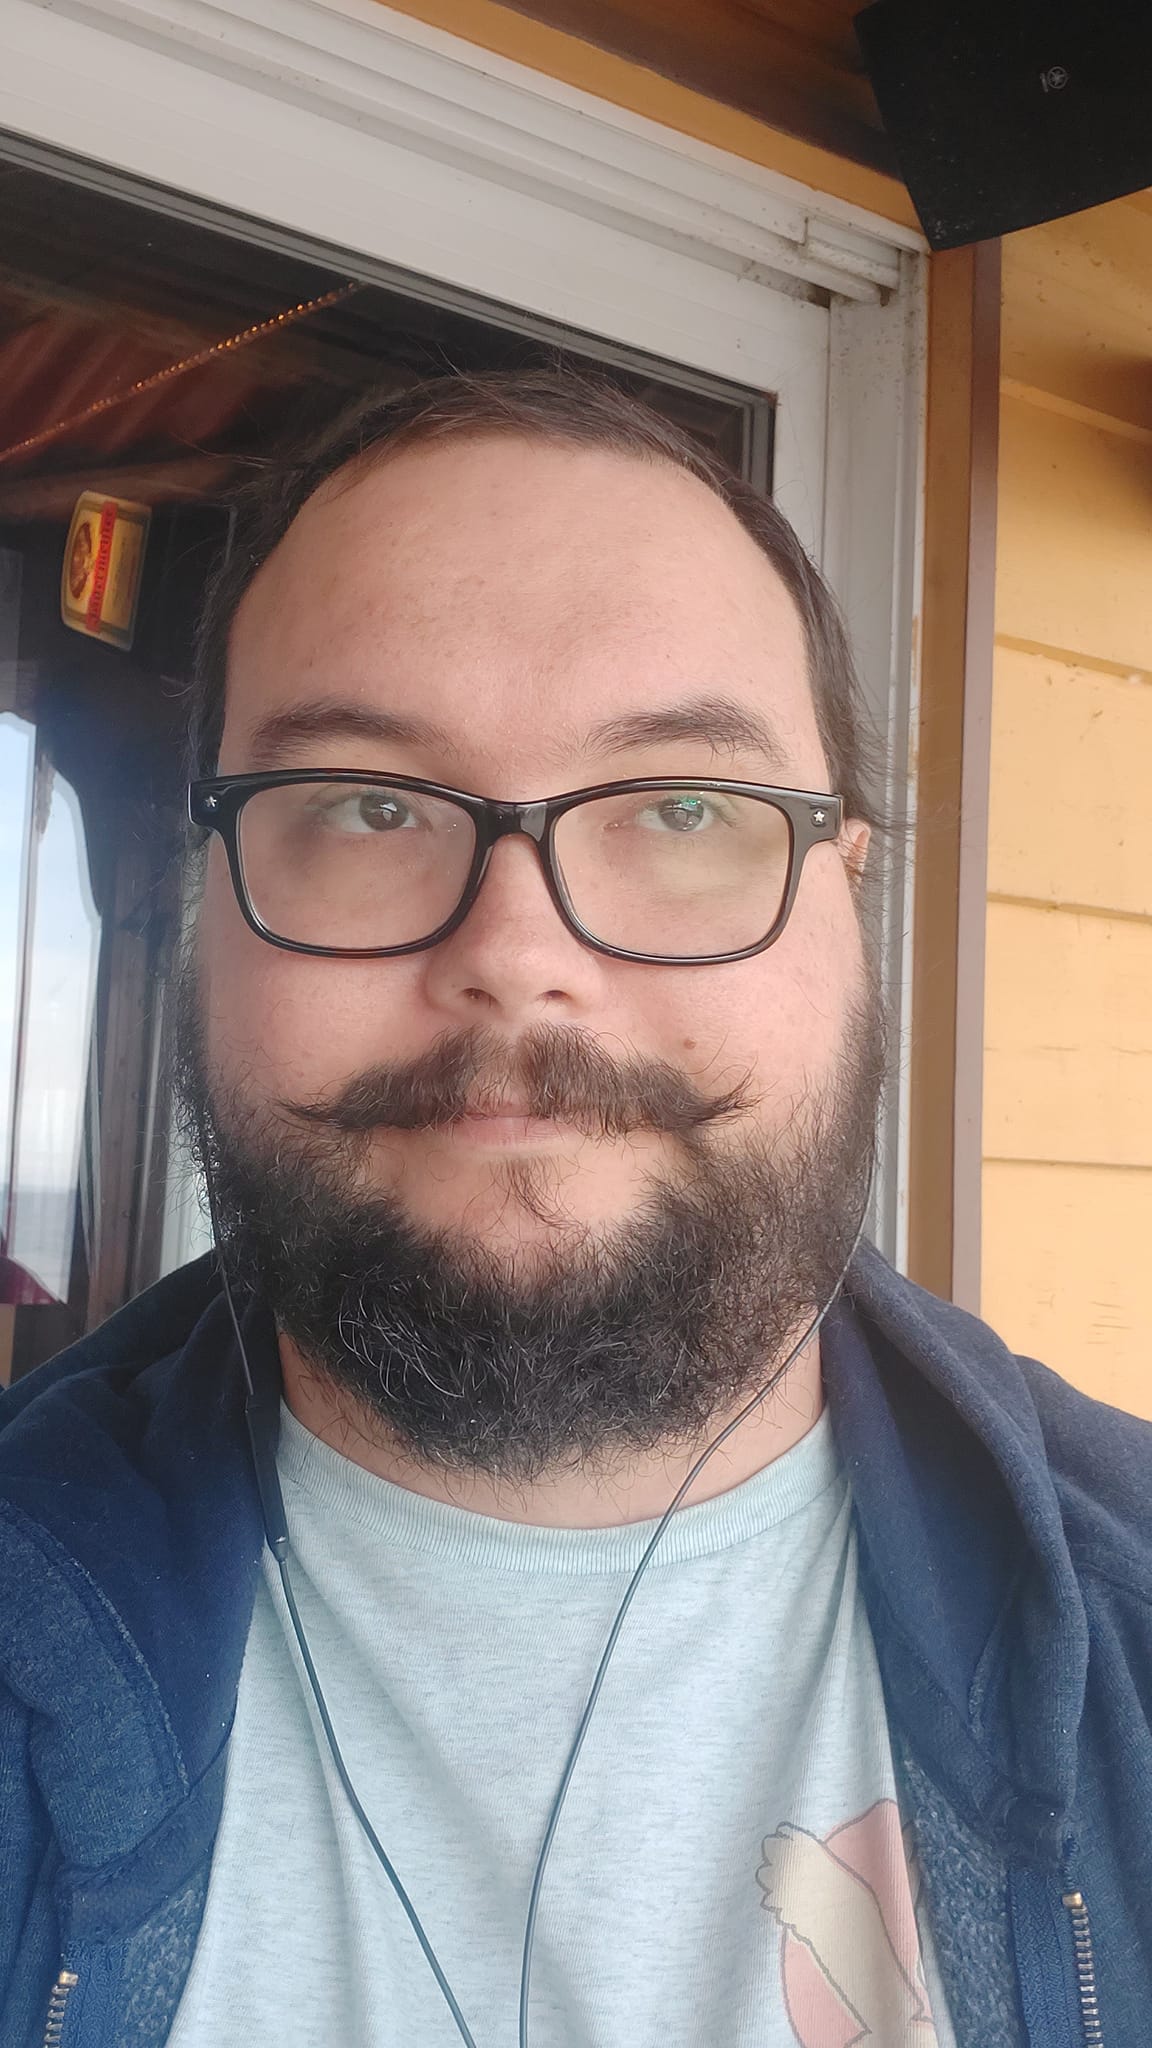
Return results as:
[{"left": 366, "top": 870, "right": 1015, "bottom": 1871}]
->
[
  {"left": 186, "top": 432, "right": 882, "bottom": 1479},
  {"left": 199, "top": 436, "right": 871, "bottom": 1256}
]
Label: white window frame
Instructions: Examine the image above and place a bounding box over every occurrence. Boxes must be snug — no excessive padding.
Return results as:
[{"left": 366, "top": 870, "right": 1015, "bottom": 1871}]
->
[{"left": 1, "top": 0, "right": 926, "bottom": 1268}]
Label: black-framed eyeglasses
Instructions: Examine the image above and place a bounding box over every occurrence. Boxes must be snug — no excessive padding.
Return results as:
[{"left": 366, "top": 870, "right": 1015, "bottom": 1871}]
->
[{"left": 187, "top": 771, "right": 843, "bottom": 966}]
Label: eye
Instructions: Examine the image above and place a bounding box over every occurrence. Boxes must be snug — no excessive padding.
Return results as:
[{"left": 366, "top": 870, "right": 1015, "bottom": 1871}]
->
[
  {"left": 315, "top": 789, "right": 418, "bottom": 835},
  {"left": 639, "top": 792, "right": 725, "bottom": 834}
]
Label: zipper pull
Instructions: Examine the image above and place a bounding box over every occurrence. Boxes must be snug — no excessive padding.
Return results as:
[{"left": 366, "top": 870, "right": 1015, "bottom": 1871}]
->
[
  {"left": 41, "top": 1968, "right": 79, "bottom": 2048},
  {"left": 1061, "top": 1892, "right": 1103, "bottom": 2047}
]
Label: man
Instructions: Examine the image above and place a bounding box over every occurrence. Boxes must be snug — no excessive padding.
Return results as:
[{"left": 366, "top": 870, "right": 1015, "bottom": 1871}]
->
[{"left": 1, "top": 371, "right": 1150, "bottom": 2048}]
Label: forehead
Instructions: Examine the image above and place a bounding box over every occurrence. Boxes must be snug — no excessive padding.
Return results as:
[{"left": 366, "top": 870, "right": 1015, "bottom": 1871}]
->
[{"left": 223, "top": 435, "right": 821, "bottom": 779}]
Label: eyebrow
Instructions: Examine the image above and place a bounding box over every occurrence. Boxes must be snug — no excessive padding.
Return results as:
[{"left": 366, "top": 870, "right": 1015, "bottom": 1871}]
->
[
  {"left": 242, "top": 691, "right": 792, "bottom": 775},
  {"left": 245, "top": 702, "right": 456, "bottom": 768},
  {"left": 585, "top": 694, "right": 792, "bottom": 770}
]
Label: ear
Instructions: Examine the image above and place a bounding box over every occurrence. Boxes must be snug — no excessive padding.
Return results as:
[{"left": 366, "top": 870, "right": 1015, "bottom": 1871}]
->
[{"left": 841, "top": 819, "right": 871, "bottom": 888}]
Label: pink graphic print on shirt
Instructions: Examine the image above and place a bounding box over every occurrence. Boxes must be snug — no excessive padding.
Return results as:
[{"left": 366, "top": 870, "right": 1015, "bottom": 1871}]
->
[{"left": 756, "top": 1798, "right": 940, "bottom": 2046}]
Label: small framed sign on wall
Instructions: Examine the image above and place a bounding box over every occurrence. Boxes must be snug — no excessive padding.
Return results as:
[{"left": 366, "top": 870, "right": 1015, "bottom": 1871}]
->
[{"left": 60, "top": 491, "right": 150, "bottom": 651}]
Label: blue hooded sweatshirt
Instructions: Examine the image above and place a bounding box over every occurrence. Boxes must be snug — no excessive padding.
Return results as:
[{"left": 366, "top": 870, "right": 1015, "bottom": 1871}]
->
[{"left": 2, "top": 1242, "right": 1151, "bottom": 2048}]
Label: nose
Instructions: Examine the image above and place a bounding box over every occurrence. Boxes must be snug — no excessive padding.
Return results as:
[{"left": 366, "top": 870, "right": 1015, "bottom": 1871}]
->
[{"left": 418, "top": 832, "right": 610, "bottom": 1025}]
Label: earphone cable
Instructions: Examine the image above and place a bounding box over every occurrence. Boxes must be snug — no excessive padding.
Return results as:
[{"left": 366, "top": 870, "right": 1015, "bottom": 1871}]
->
[
  {"left": 515, "top": 1188, "right": 871, "bottom": 2047},
  {"left": 214, "top": 1218, "right": 483, "bottom": 2048},
  {"left": 277, "top": 1550, "right": 483, "bottom": 2048}
]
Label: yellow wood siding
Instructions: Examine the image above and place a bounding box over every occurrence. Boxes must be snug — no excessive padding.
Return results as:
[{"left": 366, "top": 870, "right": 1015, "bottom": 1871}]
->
[
  {"left": 984, "top": 904, "right": 1152, "bottom": 1166},
  {"left": 1000, "top": 192, "right": 1152, "bottom": 431},
  {"left": 988, "top": 649, "right": 1152, "bottom": 916},
  {"left": 984, "top": 197, "right": 1152, "bottom": 1416},
  {"left": 996, "top": 400, "right": 1152, "bottom": 671},
  {"left": 983, "top": 1161, "right": 1152, "bottom": 1413}
]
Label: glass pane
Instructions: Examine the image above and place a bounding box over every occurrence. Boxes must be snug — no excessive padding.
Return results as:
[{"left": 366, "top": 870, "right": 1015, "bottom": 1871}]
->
[
  {"left": 5, "top": 762, "right": 101, "bottom": 1303},
  {"left": 0, "top": 712, "right": 36, "bottom": 1305},
  {"left": 238, "top": 780, "right": 477, "bottom": 950},
  {"left": 160, "top": 875, "right": 214, "bottom": 1276},
  {"left": 552, "top": 788, "right": 792, "bottom": 956}
]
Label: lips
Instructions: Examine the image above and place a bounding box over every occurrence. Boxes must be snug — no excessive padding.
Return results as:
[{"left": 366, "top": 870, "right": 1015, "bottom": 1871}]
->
[{"left": 430, "top": 1106, "right": 587, "bottom": 1152}]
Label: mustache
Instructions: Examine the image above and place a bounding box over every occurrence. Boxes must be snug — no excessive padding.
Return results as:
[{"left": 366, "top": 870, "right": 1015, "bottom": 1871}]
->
[{"left": 285, "top": 1027, "right": 756, "bottom": 1140}]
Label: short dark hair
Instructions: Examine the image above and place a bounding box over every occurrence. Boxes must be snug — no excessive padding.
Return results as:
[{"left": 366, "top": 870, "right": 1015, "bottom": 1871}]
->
[{"left": 191, "top": 368, "right": 885, "bottom": 829}]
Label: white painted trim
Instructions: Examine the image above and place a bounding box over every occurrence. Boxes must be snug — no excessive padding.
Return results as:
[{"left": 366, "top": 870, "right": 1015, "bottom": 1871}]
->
[
  {"left": 824, "top": 256, "right": 927, "bottom": 1274},
  {"left": 18, "top": 0, "right": 920, "bottom": 298}
]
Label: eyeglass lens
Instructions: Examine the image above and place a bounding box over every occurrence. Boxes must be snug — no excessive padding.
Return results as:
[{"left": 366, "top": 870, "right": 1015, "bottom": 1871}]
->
[{"left": 235, "top": 781, "right": 793, "bottom": 956}]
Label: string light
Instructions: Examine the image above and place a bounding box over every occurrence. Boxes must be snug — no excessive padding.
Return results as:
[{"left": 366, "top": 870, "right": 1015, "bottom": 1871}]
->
[{"left": 0, "top": 282, "right": 362, "bottom": 467}]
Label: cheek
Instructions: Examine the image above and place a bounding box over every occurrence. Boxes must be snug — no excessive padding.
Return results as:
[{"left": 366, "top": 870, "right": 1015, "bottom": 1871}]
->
[
  {"left": 654, "top": 970, "right": 835, "bottom": 1096},
  {"left": 198, "top": 860, "right": 429, "bottom": 1101},
  {"left": 648, "top": 878, "right": 861, "bottom": 1101},
  {"left": 761, "top": 860, "right": 866, "bottom": 1076}
]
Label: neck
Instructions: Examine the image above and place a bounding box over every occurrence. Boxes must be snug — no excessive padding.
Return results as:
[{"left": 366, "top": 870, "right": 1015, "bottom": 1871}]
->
[{"left": 278, "top": 1332, "right": 824, "bottom": 1528}]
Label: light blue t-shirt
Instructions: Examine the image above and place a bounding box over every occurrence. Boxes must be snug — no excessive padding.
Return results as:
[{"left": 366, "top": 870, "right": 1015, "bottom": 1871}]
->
[{"left": 170, "top": 1403, "right": 955, "bottom": 2047}]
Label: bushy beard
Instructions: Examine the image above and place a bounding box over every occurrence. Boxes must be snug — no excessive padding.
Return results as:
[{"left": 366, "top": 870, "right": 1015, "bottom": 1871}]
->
[{"left": 174, "top": 967, "right": 885, "bottom": 1487}]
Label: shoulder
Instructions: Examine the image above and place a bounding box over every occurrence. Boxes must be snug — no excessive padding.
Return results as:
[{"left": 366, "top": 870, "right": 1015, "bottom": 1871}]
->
[
  {"left": 1015, "top": 1354, "right": 1152, "bottom": 1595},
  {"left": 847, "top": 1241, "right": 1152, "bottom": 1596},
  {"left": 0, "top": 1256, "right": 247, "bottom": 1572},
  {"left": 0, "top": 1253, "right": 221, "bottom": 1433}
]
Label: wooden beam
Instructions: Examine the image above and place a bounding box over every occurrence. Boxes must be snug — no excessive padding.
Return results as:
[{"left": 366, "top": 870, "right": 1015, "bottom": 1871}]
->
[
  {"left": 907, "top": 242, "right": 1001, "bottom": 1305},
  {"left": 85, "top": 832, "right": 171, "bottom": 1329},
  {"left": 488, "top": 0, "right": 894, "bottom": 171},
  {"left": 0, "top": 456, "right": 237, "bottom": 520}
]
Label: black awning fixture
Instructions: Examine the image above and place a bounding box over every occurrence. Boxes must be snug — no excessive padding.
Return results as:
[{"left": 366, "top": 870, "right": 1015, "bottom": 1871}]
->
[{"left": 855, "top": 0, "right": 1152, "bottom": 250}]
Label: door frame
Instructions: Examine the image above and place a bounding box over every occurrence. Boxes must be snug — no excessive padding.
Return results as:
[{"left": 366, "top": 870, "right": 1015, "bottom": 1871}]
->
[{"left": 2, "top": 0, "right": 927, "bottom": 1266}]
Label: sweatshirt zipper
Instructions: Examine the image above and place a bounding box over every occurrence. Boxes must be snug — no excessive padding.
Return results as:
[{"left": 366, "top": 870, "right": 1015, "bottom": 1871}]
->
[
  {"left": 1062, "top": 1891, "right": 1103, "bottom": 2046},
  {"left": 41, "top": 1967, "right": 79, "bottom": 2048}
]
